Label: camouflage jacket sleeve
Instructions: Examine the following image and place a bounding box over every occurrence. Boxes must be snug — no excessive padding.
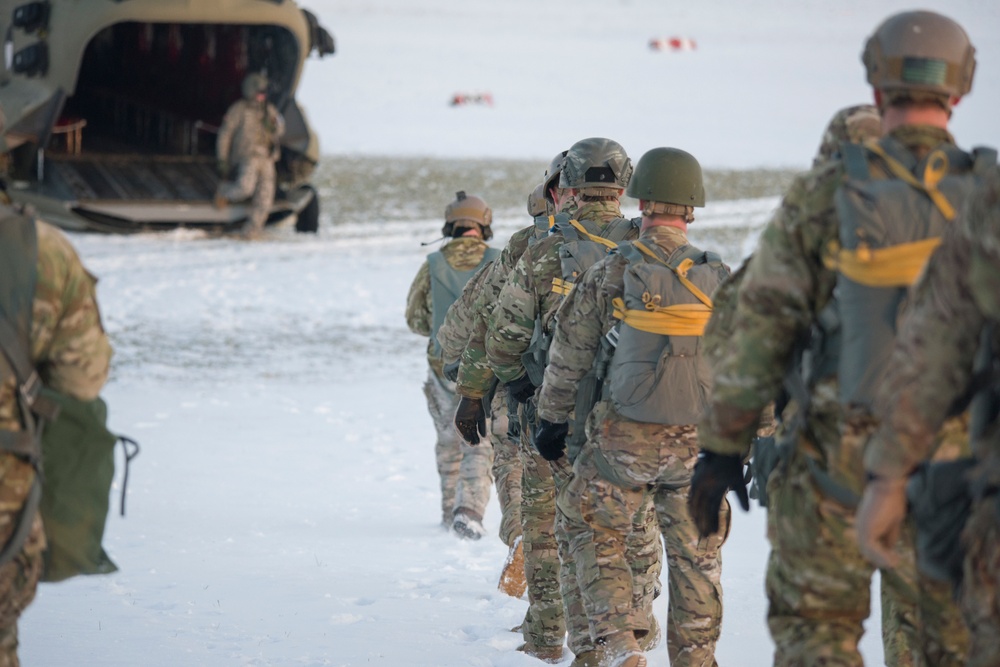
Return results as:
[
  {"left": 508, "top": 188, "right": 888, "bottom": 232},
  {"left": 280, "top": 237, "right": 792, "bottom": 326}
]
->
[
  {"left": 404, "top": 261, "right": 432, "bottom": 337},
  {"left": 458, "top": 226, "right": 537, "bottom": 397},
  {"left": 865, "top": 168, "right": 1000, "bottom": 477},
  {"left": 537, "top": 257, "right": 622, "bottom": 423},
  {"left": 436, "top": 260, "right": 493, "bottom": 364},
  {"left": 699, "top": 163, "right": 841, "bottom": 457},
  {"left": 485, "top": 236, "right": 563, "bottom": 384},
  {"left": 32, "top": 222, "right": 112, "bottom": 400},
  {"left": 216, "top": 101, "right": 240, "bottom": 161}
]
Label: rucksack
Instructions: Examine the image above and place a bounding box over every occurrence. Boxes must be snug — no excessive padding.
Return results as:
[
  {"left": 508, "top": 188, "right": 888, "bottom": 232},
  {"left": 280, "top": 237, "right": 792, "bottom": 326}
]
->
[
  {"left": 607, "top": 240, "right": 728, "bottom": 424},
  {"left": 0, "top": 212, "right": 137, "bottom": 582},
  {"left": 427, "top": 245, "right": 500, "bottom": 356},
  {"left": 827, "top": 137, "right": 997, "bottom": 408}
]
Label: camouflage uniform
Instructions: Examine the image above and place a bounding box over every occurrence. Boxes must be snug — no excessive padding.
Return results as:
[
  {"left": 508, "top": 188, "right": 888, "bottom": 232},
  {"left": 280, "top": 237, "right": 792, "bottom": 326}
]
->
[
  {"left": 436, "top": 261, "right": 522, "bottom": 547},
  {"left": 697, "top": 125, "right": 970, "bottom": 667},
  {"left": 540, "top": 226, "right": 728, "bottom": 666},
  {"left": 863, "top": 167, "right": 1000, "bottom": 667},
  {"left": 486, "top": 200, "right": 663, "bottom": 656},
  {"left": 216, "top": 98, "right": 285, "bottom": 235},
  {"left": 405, "top": 237, "right": 494, "bottom": 526},
  {"left": 0, "top": 218, "right": 112, "bottom": 666}
]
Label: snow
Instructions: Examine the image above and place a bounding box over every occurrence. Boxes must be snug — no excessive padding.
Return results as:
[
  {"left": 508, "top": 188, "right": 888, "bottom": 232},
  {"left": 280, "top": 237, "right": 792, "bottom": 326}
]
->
[{"left": 18, "top": 0, "right": 1000, "bottom": 664}]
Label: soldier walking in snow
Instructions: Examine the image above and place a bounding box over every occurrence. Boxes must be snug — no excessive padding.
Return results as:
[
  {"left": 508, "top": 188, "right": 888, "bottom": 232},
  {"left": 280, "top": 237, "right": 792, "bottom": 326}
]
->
[{"left": 215, "top": 73, "right": 285, "bottom": 240}]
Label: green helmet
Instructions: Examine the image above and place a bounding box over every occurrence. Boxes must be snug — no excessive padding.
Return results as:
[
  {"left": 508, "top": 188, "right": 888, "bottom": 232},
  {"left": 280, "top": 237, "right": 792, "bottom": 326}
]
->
[
  {"left": 542, "top": 150, "right": 568, "bottom": 203},
  {"left": 559, "top": 138, "right": 632, "bottom": 191},
  {"left": 863, "top": 11, "right": 975, "bottom": 105},
  {"left": 443, "top": 191, "right": 493, "bottom": 240},
  {"left": 527, "top": 182, "right": 549, "bottom": 217},
  {"left": 242, "top": 73, "right": 269, "bottom": 100},
  {"left": 625, "top": 147, "right": 705, "bottom": 208}
]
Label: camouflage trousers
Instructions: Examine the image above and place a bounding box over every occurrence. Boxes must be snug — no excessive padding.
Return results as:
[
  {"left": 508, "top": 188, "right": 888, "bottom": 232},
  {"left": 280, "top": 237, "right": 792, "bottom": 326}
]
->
[
  {"left": 220, "top": 155, "right": 276, "bottom": 232},
  {"left": 559, "top": 408, "right": 722, "bottom": 667},
  {"left": 960, "top": 492, "right": 1000, "bottom": 667},
  {"left": 422, "top": 370, "right": 493, "bottom": 525},
  {"left": 489, "top": 385, "right": 522, "bottom": 547},
  {"left": 766, "top": 449, "right": 968, "bottom": 667},
  {"left": 0, "top": 455, "right": 46, "bottom": 667}
]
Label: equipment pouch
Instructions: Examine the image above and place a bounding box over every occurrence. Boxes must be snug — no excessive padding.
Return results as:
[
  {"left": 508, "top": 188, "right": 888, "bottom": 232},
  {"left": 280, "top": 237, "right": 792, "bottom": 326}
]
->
[
  {"left": 749, "top": 435, "right": 779, "bottom": 507},
  {"left": 906, "top": 457, "right": 976, "bottom": 589}
]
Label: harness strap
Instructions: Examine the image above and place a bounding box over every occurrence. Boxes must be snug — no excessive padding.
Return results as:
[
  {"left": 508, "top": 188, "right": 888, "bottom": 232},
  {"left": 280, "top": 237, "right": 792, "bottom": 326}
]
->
[
  {"left": 566, "top": 219, "right": 618, "bottom": 250},
  {"left": 821, "top": 237, "right": 942, "bottom": 287},
  {"left": 865, "top": 141, "right": 957, "bottom": 221},
  {"left": 551, "top": 277, "right": 574, "bottom": 296},
  {"left": 633, "top": 241, "right": 714, "bottom": 307},
  {"left": 612, "top": 297, "right": 711, "bottom": 336}
]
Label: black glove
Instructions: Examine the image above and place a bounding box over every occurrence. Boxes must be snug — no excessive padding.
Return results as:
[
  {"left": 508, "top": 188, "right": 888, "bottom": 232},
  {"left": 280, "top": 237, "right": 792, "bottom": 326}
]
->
[
  {"left": 688, "top": 450, "right": 751, "bottom": 538},
  {"left": 442, "top": 359, "right": 460, "bottom": 382},
  {"left": 505, "top": 374, "right": 537, "bottom": 404},
  {"left": 454, "top": 396, "right": 487, "bottom": 445},
  {"left": 533, "top": 419, "right": 569, "bottom": 461}
]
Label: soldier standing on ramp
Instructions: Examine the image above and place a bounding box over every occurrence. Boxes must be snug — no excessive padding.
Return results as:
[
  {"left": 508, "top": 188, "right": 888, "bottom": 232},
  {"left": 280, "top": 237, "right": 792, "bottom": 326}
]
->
[
  {"left": 214, "top": 73, "right": 285, "bottom": 240},
  {"left": 405, "top": 192, "right": 499, "bottom": 539},
  {"left": 689, "top": 10, "right": 989, "bottom": 666},
  {"left": 536, "top": 148, "right": 730, "bottom": 667}
]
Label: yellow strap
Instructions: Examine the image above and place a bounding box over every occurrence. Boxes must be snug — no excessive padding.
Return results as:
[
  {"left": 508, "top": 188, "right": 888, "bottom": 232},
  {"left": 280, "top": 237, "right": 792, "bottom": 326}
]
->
[
  {"left": 551, "top": 277, "right": 574, "bottom": 296},
  {"left": 567, "top": 218, "right": 619, "bottom": 251},
  {"left": 612, "top": 297, "right": 711, "bottom": 336},
  {"left": 822, "top": 237, "right": 942, "bottom": 287},
  {"left": 866, "top": 143, "right": 956, "bottom": 221},
  {"left": 548, "top": 215, "right": 556, "bottom": 229},
  {"left": 633, "top": 241, "right": 714, "bottom": 308}
]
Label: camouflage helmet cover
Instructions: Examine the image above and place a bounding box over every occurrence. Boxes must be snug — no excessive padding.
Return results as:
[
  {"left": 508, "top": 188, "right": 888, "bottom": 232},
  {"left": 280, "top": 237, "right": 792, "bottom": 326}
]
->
[
  {"left": 559, "top": 137, "right": 632, "bottom": 191},
  {"left": 542, "top": 150, "right": 568, "bottom": 203},
  {"left": 812, "top": 104, "right": 881, "bottom": 167},
  {"left": 625, "top": 147, "right": 705, "bottom": 208},
  {"left": 444, "top": 191, "right": 493, "bottom": 240},
  {"left": 863, "top": 11, "right": 975, "bottom": 104},
  {"left": 242, "top": 73, "right": 269, "bottom": 100}
]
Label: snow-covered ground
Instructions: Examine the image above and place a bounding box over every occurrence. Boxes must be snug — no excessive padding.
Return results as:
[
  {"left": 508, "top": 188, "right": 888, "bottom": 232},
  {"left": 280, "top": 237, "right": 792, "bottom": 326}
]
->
[{"left": 18, "top": 0, "right": 1000, "bottom": 664}]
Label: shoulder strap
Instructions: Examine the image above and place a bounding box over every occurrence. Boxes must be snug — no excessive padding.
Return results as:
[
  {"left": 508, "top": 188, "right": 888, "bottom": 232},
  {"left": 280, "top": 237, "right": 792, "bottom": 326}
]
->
[
  {"left": 841, "top": 142, "right": 870, "bottom": 181},
  {"left": 972, "top": 146, "right": 999, "bottom": 175}
]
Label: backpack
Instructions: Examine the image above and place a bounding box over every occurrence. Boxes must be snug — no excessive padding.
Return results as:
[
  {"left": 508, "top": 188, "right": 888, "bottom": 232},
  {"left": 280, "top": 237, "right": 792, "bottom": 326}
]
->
[
  {"left": 427, "top": 246, "right": 499, "bottom": 356},
  {"left": 0, "top": 212, "right": 137, "bottom": 582},
  {"left": 828, "top": 138, "right": 997, "bottom": 408},
  {"left": 607, "top": 240, "right": 728, "bottom": 424}
]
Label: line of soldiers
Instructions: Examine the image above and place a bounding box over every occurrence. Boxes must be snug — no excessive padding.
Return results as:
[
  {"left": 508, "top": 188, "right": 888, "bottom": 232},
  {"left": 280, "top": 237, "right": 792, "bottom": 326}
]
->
[{"left": 406, "top": 9, "right": 999, "bottom": 667}]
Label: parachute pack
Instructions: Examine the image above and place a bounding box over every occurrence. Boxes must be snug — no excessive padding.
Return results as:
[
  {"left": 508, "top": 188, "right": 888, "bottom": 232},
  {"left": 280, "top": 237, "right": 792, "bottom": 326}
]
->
[
  {"left": 0, "top": 212, "right": 137, "bottom": 582},
  {"left": 607, "top": 240, "right": 728, "bottom": 424},
  {"left": 427, "top": 246, "right": 499, "bottom": 357}
]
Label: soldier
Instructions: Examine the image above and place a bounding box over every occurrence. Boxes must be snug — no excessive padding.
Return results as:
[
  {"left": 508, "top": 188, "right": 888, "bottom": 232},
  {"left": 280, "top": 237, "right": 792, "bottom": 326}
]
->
[
  {"left": 214, "top": 73, "right": 285, "bottom": 240},
  {"left": 451, "top": 152, "right": 575, "bottom": 658},
  {"left": 405, "top": 191, "right": 499, "bottom": 539},
  {"left": 689, "top": 10, "right": 987, "bottom": 666},
  {"left": 0, "top": 211, "right": 112, "bottom": 665},
  {"left": 856, "top": 167, "right": 1000, "bottom": 667},
  {"left": 537, "top": 148, "right": 730, "bottom": 667},
  {"left": 484, "top": 138, "right": 662, "bottom": 665}
]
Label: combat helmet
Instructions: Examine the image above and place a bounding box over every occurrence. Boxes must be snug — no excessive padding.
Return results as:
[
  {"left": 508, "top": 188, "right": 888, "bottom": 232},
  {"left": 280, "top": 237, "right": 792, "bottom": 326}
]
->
[
  {"left": 527, "top": 182, "right": 549, "bottom": 217},
  {"left": 542, "top": 150, "right": 568, "bottom": 204},
  {"left": 443, "top": 191, "right": 493, "bottom": 240},
  {"left": 863, "top": 11, "right": 975, "bottom": 109},
  {"left": 242, "top": 73, "right": 269, "bottom": 100},
  {"left": 559, "top": 137, "right": 632, "bottom": 195},
  {"left": 625, "top": 147, "right": 704, "bottom": 221},
  {"left": 812, "top": 104, "right": 881, "bottom": 167}
]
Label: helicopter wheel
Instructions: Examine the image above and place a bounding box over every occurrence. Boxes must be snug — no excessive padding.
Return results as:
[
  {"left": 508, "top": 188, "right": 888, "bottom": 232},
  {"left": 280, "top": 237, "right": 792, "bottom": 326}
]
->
[{"left": 295, "top": 185, "right": 320, "bottom": 233}]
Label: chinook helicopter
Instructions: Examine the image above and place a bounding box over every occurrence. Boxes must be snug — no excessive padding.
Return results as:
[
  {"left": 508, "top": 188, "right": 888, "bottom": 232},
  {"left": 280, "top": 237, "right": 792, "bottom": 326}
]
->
[{"left": 0, "top": 0, "right": 334, "bottom": 233}]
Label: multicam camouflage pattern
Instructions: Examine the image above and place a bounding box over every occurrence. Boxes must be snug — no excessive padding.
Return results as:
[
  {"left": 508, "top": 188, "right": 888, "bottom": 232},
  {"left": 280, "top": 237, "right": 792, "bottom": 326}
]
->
[
  {"left": 485, "top": 200, "right": 626, "bottom": 384},
  {"left": 406, "top": 237, "right": 492, "bottom": 377},
  {"left": 538, "top": 225, "right": 726, "bottom": 665},
  {"left": 863, "top": 167, "right": 1000, "bottom": 666},
  {"left": 488, "top": 384, "right": 522, "bottom": 547},
  {"left": 406, "top": 237, "right": 495, "bottom": 524},
  {"left": 216, "top": 99, "right": 285, "bottom": 234},
  {"left": 0, "top": 220, "right": 112, "bottom": 665},
  {"left": 698, "top": 125, "right": 970, "bottom": 666},
  {"left": 812, "top": 104, "right": 881, "bottom": 167},
  {"left": 421, "top": 370, "right": 493, "bottom": 525}
]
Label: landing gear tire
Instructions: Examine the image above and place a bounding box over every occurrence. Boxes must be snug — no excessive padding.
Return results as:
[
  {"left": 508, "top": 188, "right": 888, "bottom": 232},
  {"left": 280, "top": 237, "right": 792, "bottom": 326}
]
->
[{"left": 295, "top": 185, "right": 320, "bottom": 233}]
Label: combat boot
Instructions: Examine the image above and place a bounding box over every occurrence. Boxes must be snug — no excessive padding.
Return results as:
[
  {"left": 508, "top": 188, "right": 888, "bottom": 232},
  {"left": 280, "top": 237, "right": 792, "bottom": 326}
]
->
[
  {"left": 452, "top": 509, "right": 485, "bottom": 540},
  {"left": 569, "top": 649, "right": 602, "bottom": 667},
  {"left": 516, "top": 641, "right": 564, "bottom": 663},
  {"left": 596, "top": 631, "right": 645, "bottom": 667},
  {"left": 497, "top": 535, "right": 527, "bottom": 598}
]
